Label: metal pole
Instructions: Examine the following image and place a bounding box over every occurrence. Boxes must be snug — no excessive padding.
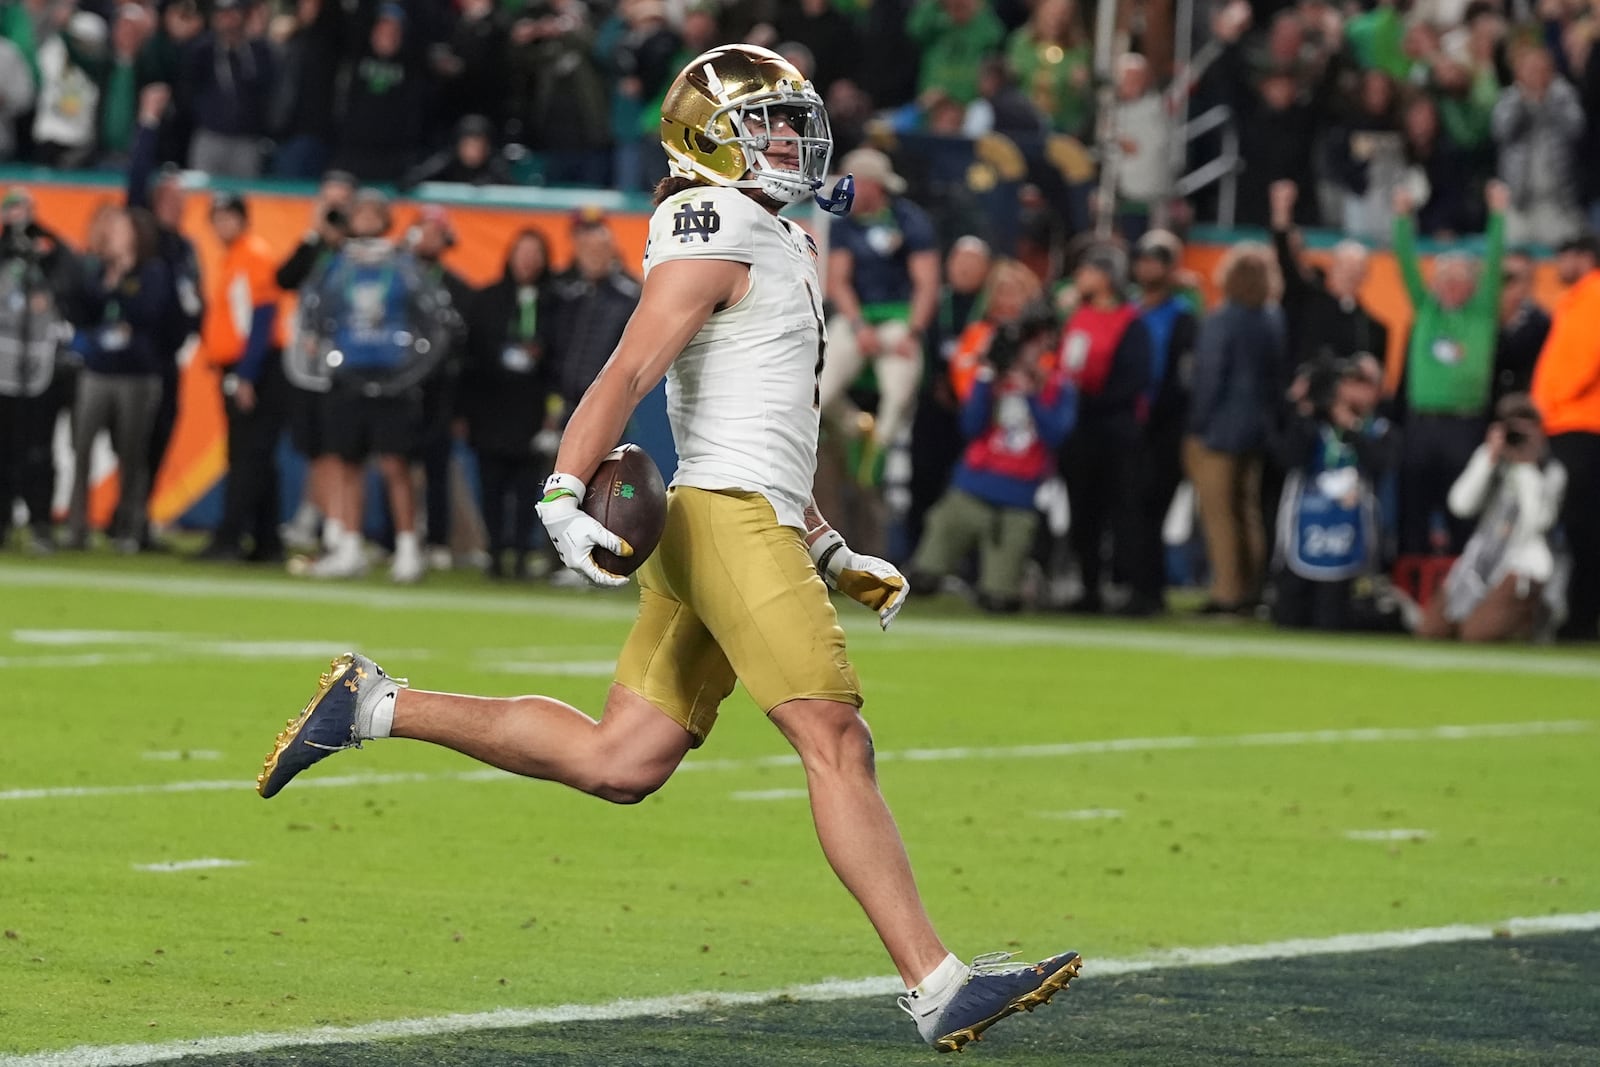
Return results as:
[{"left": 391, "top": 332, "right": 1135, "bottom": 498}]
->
[{"left": 1091, "top": 0, "right": 1120, "bottom": 241}]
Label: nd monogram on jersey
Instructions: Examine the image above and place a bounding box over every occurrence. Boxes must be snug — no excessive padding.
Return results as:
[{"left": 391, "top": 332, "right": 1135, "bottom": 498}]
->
[{"left": 644, "top": 185, "right": 827, "bottom": 530}]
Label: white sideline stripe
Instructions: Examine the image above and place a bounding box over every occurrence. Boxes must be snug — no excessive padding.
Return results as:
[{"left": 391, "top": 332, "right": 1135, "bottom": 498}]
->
[
  {"left": 7, "top": 911, "right": 1598, "bottom": 1067},
  {"left": 7, "top": 563, "right": 1600, "bottom": 679},
  {"left": 877, "top": 620, "right": 1600, "bottom": 679},
  {"left": 131, "top": 858, "right": 249, "bottom": 873},
  {"left": 1345, "top": 828, "right": 1432, "bottom": 842},
  {"left": 0, "top": 720, "right": 1589, "bottom": 803},
  {"left": 730, "top": 788, "right": 810, "bottom": 801},
  {"left": 0, "top": 565, "right": 637, "bottom": 621}
]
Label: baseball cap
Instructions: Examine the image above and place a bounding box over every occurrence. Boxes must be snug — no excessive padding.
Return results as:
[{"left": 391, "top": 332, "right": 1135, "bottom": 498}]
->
[
  {"left": 570, "top": 205, "right": 609, "bottom": 232},
  {"left": 1134, "top": 230, "right": 1182, "bottom": 266},
  {"left": 838, "top": 148, "right": 906, "bottom": 195}
]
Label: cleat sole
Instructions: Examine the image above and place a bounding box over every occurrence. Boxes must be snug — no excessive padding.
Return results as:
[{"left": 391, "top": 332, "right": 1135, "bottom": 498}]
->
[
  {"left": 256, "top": 653, "right": 356, "bottom": 798},
  {"left": 934, "top": 954, "right": 1082, "bottom": 1053}
]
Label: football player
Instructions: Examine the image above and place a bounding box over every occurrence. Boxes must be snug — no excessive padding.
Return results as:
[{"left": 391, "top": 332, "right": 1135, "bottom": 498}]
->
[{"left": 257, "top": 44, "right": 1079, "bottom": 1052}]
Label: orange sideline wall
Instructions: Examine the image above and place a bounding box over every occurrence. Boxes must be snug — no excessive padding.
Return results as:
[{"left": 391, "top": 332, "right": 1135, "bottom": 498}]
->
[
  {"left": 19, "top": 182, "right": 1563, "bottom": 528},
  {"left": 23, "top": 183, "right": 649, "bottom": 527}
]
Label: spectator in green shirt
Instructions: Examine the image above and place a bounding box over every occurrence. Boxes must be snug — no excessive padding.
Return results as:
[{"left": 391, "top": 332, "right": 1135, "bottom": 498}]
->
[
  {"left": 1004, "top": 0, "right": 1092, "bottom": 137},
  {"left": 1392, "top": 179, "right": 1510, "bottom": 556},
  {"left": 907, "top": 0, "right": 1005, "bottom": 107}
]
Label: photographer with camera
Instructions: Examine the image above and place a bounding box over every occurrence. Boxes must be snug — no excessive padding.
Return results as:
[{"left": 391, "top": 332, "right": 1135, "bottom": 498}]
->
[
  {"left": 908, "top": 302, "right": 1076, "bottom": 613},
  {"left": 1414, "top": 393, "right": 1566, "bottom": 642},
  {"left": 1271, "top": 353, "right": 1397, "bottom": 631},
  {"left": 0, "top": 188, "right": 75, "bottom": 553},
  {"left": 276, "top": 169, "right": 356, "bottom": 554}
]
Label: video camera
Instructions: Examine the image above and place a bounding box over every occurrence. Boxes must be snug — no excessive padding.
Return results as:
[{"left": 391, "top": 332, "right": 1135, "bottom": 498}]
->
[
  {"left": 985, "top": 300, "right": 1058, "bottom": 376},
  {"left": 1301, "top": 350, "right": 1351, "bottom": 420}
]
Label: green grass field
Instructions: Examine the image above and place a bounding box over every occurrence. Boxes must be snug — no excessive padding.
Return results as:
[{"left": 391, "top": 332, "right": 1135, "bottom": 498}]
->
[{"left": 2, "top": 555, "right": 1598, "bottom": 1064}]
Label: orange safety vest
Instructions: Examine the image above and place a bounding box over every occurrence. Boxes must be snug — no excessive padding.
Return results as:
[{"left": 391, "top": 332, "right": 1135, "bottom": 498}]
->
[
  {"left": 1531, "top": 270, "right": 1600, "bottom": 436},
  {"left": 200, "top": 232, "right": 283, "bottom": 367}
]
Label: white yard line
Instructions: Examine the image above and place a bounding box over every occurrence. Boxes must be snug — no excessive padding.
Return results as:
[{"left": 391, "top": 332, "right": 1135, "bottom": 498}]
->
[
  {"left": 1344, "top": 829, "right": 1433, "bottom": 842},
  {"left": 5, "top": 910, "right": 1596, "bottom": 1066},
  {"left": 730, "top": 788, "right": 811, "bottom": 801},
  {"left": 6, "top": 563, "right": 1600, "bottom": 678},
  {"left": 0, "top": 719, "right": 1588, "bottom": 804},
  {"left": 1039, "top": 808, "right": 1125, "bottom": 820},
  {"left": 131, "top": 859, "right": 249, "bottom": 873}
]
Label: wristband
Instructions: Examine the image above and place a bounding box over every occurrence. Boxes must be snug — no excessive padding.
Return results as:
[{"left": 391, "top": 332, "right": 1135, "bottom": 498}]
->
[
  {"left": 815, "top": 542, "right": 846, "bottom": 577},
  {"left": 541, "top": 471, "right": 586, "bottom": 505}
]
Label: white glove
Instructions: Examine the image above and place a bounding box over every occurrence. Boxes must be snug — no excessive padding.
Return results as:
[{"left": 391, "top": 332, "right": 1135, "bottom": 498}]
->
[
  {"left": 808, "top": 528, "right": 909, "bottom": 630},
  {"left": 535, "top": 473, "right": 632, "bottom": 588}
]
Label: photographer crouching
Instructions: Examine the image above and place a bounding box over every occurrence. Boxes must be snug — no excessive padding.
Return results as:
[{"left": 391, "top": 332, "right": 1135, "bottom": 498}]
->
[
  {"left": 908, "top": 303, "right": 1076, "bottom": 613},
  {"left": 1271, "top": 352, "right": 1397, "bottom": 630},
  {"left": 1414, "top": 394, "right": 1567, "bottom": 642}
]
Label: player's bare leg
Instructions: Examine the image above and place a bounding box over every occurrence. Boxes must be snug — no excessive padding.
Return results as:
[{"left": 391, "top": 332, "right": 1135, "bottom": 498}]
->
[
  {"left": 255, "top": 654, "right": 693, "bottom": 803},
  {"left": 767, "top": 697, "right": 948, "bottom": 986},
  {"left": 392, "top": 684, "right": 692, "bottom": 803}
]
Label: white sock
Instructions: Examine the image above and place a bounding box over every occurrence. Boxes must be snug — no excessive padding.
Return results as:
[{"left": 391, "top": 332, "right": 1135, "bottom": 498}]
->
[
  {"left": 323, "top": 518, "right": 346, "bottom": 552},
  {"left": 905, "top": 953, "right": 966, "bottom": 1016},
  {"left": 395, "top": 530, "right": 421, "bottom": 559},
  {"left": 340, "top": 529, "right": 364, "bottom": 560},
  {"left": 353, "top": 680, "right": 399, "bottom": 740}
]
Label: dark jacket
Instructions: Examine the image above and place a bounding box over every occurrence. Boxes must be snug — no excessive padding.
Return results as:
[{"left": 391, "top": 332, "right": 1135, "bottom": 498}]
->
[
  {"left": 1188, "top": 302, "right": 1288, "bottom": 454},
  {"left": 180, "top": 34, "right": 275, "bottom": 138},
  {"left": 332, "top": 48, "right": 429, "bottom": 179},
  {"left": 1141, "top": 297, "right": 1198, "bottom": 441},
  {"left": 275, "top": 235, "right": 340, "bottom": 293},
  {"left": 71, "top": 258, "right": 176, "bottom": 377},
  {"left": 1493, "top": 300, "right": 1551, "bottom": 406},
  {"left": 464, "top": 270, "right": 553, "bottom": 456},
  {"left": 547, "top": 266, "right": 640, "bottom": 416},
  {"left": 400, "top": 148, "right": 513, "bottom": 190},
  {"left": 126, "top": 124, "right": 202, "bottom": 366},
  {"left": 1272, "top": 228, "right": 1388, "bottom": 371},
  {"left": 269, "top": 5, "right": 346, "bottom": 141}
]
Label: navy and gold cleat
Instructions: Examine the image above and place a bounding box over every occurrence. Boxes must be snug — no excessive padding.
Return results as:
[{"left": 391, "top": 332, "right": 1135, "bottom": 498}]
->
[
  {"left": 256, "top": 652, "right": 402, "bottom": 799},
  {"left": 903, "top": 950, "right": 1083, "bottom": 1053}
]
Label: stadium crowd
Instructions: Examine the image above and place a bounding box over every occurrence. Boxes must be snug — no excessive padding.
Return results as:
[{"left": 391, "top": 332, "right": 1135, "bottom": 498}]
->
[{"left": 0, "top": 0, "right": 1597, "bottom": 645}]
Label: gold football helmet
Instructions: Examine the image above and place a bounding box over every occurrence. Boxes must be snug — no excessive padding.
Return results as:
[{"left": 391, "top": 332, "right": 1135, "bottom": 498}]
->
[{"left": 659, "top": 44, "right": 833, "bottom": 205}]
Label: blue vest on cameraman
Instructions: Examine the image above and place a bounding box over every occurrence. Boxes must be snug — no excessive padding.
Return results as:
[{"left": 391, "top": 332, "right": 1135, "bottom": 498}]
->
[
  {"left": 331, "top": 259, "right": 409, "bottom": 372},
  {"left": 1279, "top": 426, "right": 1378, "bottom": 581}
]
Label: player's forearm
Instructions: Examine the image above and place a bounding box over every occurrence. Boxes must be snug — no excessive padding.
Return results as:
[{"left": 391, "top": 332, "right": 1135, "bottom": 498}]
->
[
  {"left": 551, "top": 368, "right": 639, "bottom": 486},
  {"left": 802, "top": 498, "right": 836, "bottom": 546}
]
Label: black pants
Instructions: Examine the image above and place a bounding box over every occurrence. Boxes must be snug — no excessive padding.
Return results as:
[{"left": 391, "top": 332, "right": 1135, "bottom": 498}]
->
[
  {"left": 905, "top": 388, "right": 964, "bottom": 560},
  {"left": 1126, "top": 426, "right": 1185, "bottom": 605},
  {"left": 1550, "top": 432, "right": 1600, "bottom": 641},
  {"left": 1060, "top": 418, "right": 1140, "bottom": 606},
  {"left": 1272, "top": 570, "right": 1354, "bottom": 630},
  {"left": 214, "top": 352, "right": 287, "bottom": 555},
  {"left": 479, "top": 452, "right": 545, "bottom": 564},
  {"left": 418, "top": 424, "right": 454, "bottom": 550},
  {"left": 1399, "top": 414, "right": 1485, "bottom": 555},
  {"left": 0, "top": 391, "right": 57, "bottom": 537},
  {"left": 146, "top": 368, "right": 179, "bottom": 495}
]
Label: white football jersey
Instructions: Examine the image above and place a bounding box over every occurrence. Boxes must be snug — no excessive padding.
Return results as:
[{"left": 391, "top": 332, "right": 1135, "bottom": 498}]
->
[{"left": 644, "top": 185, "right": 826, "bottom": 529}]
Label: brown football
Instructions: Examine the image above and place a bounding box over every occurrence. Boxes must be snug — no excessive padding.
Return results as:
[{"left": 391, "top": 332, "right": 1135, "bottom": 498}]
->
[{"left": 581, "top": 443, "right": 668, "bottom": 577}]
